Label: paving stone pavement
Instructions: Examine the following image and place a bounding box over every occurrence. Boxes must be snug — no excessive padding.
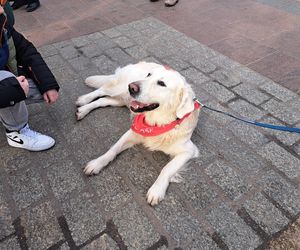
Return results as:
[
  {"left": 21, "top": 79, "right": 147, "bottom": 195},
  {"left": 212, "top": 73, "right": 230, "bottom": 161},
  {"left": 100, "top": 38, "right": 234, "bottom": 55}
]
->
[{"left": 1, "top": 17, "right": 300, "bottom": 249}]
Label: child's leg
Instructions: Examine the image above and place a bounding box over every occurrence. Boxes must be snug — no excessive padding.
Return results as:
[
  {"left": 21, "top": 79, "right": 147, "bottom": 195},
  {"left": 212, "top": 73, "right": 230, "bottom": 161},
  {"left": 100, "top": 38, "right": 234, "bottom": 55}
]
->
[
  {"left": 0, "top": 101, "right": 28, "bottom": 131},
  {"left": 25, "top": 79, "right": 44, "bottom": 104}
]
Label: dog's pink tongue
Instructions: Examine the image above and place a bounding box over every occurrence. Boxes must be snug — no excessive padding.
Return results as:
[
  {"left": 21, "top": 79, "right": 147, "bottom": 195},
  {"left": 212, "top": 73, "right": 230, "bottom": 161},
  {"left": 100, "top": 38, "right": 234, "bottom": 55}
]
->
[{"left": 131, "top": 101, "right": 146, "bottom": 109}]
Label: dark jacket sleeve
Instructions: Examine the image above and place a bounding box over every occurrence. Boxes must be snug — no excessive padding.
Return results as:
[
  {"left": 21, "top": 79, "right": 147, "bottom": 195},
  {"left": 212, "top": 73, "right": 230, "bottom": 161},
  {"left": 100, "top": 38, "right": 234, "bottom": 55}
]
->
[
  {"left": 0, "top": 76, "right": 26, "bottom": 108},
  {"left": 11, "top": 28, "right": 60, "bottom": 95}
]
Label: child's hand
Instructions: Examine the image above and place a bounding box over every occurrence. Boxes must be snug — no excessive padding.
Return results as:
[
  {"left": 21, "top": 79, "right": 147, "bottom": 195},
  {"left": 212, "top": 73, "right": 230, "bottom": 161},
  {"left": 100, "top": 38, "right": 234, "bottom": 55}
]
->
[
  {"left": 17, "top": 76, "right": 29, "bottom": 97},
  {"left": 43, "top": 89, "right": 58, "bottom": 104}
]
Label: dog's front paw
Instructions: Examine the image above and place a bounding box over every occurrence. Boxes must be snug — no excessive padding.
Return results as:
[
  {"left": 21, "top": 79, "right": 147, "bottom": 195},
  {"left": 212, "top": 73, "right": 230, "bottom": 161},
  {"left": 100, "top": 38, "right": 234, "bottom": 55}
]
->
[
  {"left": 146, "top": 182, "right": 168, "bottom": 206},
  {"left": 83, "top": 159, "right": 104, "bottom": 175}
]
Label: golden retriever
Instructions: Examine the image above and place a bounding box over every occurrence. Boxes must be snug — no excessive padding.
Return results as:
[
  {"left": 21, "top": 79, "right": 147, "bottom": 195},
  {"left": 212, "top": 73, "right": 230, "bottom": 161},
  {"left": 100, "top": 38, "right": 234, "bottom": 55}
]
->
[{"left": 76, "top": 62, "right": 200, "bottom": 205}]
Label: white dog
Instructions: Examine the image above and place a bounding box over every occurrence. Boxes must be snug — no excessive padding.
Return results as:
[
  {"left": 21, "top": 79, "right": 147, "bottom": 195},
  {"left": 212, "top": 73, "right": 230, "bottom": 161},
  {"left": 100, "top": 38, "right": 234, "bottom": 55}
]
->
[{"left": 76, "top": 62, "right": 200, "bottom": 205}]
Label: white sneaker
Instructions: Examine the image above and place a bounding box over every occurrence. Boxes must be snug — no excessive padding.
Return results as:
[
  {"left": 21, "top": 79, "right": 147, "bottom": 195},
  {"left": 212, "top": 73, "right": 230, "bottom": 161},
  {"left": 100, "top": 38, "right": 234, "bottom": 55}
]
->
[
  {"left": 6, "top": 124, "right": 55, "bottom": 151},
  {"left": 165, "top": 0, "right": 178, "bottom": 7}
]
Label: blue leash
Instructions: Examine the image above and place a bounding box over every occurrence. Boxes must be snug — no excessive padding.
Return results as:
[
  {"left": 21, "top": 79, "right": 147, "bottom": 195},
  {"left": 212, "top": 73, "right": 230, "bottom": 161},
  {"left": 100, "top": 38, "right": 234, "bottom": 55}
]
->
[{"left": 196, "top": 100, "right": 300, "bottom": 134}]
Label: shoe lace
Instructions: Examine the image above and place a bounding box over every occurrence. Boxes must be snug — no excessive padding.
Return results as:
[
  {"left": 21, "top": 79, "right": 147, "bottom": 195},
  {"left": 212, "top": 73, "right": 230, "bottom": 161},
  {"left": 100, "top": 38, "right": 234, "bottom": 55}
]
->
[{"left": 20, "top": 125, "right": 41, "bottom": 137}]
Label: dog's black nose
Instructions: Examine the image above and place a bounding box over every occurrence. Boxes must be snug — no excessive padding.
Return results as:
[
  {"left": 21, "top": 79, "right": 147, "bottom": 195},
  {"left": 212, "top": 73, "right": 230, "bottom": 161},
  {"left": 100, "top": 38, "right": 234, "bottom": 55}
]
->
[{"left": 128, "top": 82, "right": 140, "bottom": 96}]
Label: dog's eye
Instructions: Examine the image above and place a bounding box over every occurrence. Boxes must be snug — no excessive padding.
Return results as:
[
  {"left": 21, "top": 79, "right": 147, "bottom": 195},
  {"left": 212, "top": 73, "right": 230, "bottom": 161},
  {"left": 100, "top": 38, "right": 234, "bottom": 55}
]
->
[
  {"left": 147, "top": 73, "right": 152, "bottom": 77},
  {"left": 157, "top": 80, "right": 166, "bottom": 87}
]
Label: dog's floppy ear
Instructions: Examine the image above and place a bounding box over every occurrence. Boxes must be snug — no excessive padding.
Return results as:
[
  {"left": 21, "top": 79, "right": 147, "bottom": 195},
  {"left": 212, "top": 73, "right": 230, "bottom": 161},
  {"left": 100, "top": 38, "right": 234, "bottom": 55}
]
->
[{"left": 176, "top": 85, "right": 195, "bottom": 119}]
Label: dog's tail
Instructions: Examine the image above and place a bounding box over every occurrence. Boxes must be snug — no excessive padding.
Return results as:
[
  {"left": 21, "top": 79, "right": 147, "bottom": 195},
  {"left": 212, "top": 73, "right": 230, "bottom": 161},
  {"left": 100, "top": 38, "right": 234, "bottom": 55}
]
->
[{"left": 85, "top": 75, "right": 116, "bottom": 89}]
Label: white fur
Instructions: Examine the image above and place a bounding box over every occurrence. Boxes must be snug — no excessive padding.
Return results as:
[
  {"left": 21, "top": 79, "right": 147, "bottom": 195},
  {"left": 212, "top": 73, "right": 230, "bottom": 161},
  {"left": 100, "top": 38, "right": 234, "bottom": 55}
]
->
[{"left": 76, "top": 62, "right": 200, "bottom": 206}]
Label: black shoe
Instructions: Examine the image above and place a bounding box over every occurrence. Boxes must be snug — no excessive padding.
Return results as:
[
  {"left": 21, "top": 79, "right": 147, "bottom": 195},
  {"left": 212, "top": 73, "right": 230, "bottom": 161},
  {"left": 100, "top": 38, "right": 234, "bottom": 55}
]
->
[
  {"left": 11, "top": 0, "right": 27, "bottom": 10},
  {"left": 150, "top": 0, "right": 160, "bottom": 2},
  {"left": 26, "top": 1, "right": 40, "bottom": 12}
]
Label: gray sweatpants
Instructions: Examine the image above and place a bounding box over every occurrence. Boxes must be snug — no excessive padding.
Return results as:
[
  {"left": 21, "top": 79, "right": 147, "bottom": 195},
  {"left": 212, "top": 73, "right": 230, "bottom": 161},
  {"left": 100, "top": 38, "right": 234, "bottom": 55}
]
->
[{"left": 0, "top": 71, "right": 43, "bottom": 131}]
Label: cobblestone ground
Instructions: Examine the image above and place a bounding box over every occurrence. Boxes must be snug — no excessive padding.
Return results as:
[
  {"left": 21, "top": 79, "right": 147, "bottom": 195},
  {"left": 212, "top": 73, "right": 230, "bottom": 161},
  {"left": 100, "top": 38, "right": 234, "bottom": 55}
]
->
[{"left": 1, "top": 18, "right": 300, "bottom": 249}]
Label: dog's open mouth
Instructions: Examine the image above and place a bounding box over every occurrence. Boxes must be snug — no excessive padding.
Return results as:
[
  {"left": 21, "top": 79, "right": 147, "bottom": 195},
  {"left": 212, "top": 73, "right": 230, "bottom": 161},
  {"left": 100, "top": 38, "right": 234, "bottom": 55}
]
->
[{"left": 130, "top": 100, "right": 159, "bottom": 113}]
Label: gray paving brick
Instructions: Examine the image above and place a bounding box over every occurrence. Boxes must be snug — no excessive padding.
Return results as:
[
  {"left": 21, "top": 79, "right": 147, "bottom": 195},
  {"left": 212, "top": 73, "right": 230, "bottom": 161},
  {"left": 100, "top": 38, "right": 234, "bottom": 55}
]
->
[
  {"left": 186, "top": 235, "right": 220, "bottom": 250},
  {"left": 82, "top": 234, "right": 118, "bottom": 250},
  {"left": 210, "top": 54, "right": 241, "bottom": 70},
  {"left": 205, "top": 160, "right": 251, "bottom": 200},
  {"left": 153, "top": 189, "right": 205, "bottom": 246},
  {"left": 104, "top": 47, "right": 134, "bottom": 66},
  {"left": 267, "top": 98, "right": 300, "bottom": 124},
  {"left": 52, "top": 40, "right": 73, "bottom": 49},
  {"left": 93, "top": 37, "right": 118, "bottom": 51},
  {"left": 243, "top": 192, "right": 289, "bottom": 235},
  {"left": 38, "top": 44, "right": 58, "bottom": 57},
  {"left": 258, "top": 171, "right": 300, "bottom": 216},
  {"left": 180, "top": 68, "right": 210, "bottom": 85},
  {"left": 0, "top": 184, "right": 14, "bottom": 239},
  {"left": 58, "top": 243, "right": 70, "bottom": 250},
  {"left": 162, "top": 55, "right": 190, "bottom": 71},
  {"left": 44, "top": 54, "right": 66, "bottom": 70},
  {"left": 190, "top": 57, "right": 217, "bottom": 74},
  {"left": 72, "top": 36, "right": 91, "bottom": 48},
  {"left": 59, "top": 45, "right": 81, "bottom": 60},
  {"left": 233, "top": 83, "right": 270, "bottom": 105},
  {"left": 228, "top": 120, "right": 269, "bottom": 148},
  {"left": 47, "top": 161, "right": 85, "bottom": 199},
  {"left": 259, "top": 142, "right": 300, "bottom": 178},
  {"left": 259, "top": 81, "right": 298, "bottom": 102},
  {"left": 181, "top": 161, "right": 218, "bottom": 210},
  {"left": 22, "top": 202, "right": 64, "bottom": 249},
  {"left": 79, "top": 43, "right": 105, "bottom": 58},
  {"left": 177, "top": 35, "right": 201, "bottom": 48},
  {"left": 200, "top": 101, "right": 234, "bottom": 125},
  {"left": 295, "top": 142, "right": 300, "bottom": 156},
  {"left": 143, "top": 56, "right": 162, "bottom": 64},
  {"left": 122, "top": 148, "right": 160, "bottom": 195},
  {"left": 113, "top": 202, "right": 160, "bottom": 249},
  {"left": 210, "top": 69, "right": 241, "bottom": 87},
  {"left": 8, "top": 168, "right": 47, "bottom": 210},
  {"left": 206, "top": 204, "right": 262, "bottom": 249},
  {"left": 68, "top": 55, "right": 94, "bottom": 71},
  {"left": 115, "top": 23, "right": 133, "bottom": 33},
  {"left": 279, "top": 1, "right": 300, "bottom": 16},
  {"left": 228, "top": 99, "right": 267, "bottom": 120},
  {"left": 202, "top": 81, "right": 235, "bottom": 103},
  {"left": 102, "top": 28, "right": 122, "bottom": 38},
  {"left": 217, "top": 138, "right": 266, "bottom": 175},
  {"left": 191, "top": 133, "right": 218, "bottom": 166},
  {"left": 3, "top": 150, "right": 33, "bottom": 172},
  {"left": 88, "top": 165, "right": 132, "bottom": 213},
  {"left": 260, "top": 116, "right": 300, "bottom": 146},
  {"left": 197, "top": 117, "right": 233, "bottom": 147},
  {"left": 62, "top": 191, "right": 106, "bottom": 245},
  {"left": 92, "top": 55, "right": 119, "bottom": 75},
  {"left": 0, "top": 237, "right": 20, "bottom": 250},
  {"left": 260, "top": 98, "right": 281, "bottom": 113},
  {"left": 235, "top": 66, "right": 270, "bottom": 86},
  {"left": 145, "top": 42, "right": 174, "bottom": 59},
  {"left": 113, "top": 36, "right": 135, "bottom": 49},
  {"left": 125, "top": 45, "right": 149, "bottom": 60},
  {"left": 86, "top": 32, "right": 104, "bottom": 41}
]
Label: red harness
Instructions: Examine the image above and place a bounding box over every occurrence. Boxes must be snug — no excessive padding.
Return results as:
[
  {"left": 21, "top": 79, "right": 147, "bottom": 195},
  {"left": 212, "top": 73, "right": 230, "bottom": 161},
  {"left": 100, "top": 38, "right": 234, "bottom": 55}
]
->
[{"left": 131, "top": 101, "right": 201, "bottom": 137}]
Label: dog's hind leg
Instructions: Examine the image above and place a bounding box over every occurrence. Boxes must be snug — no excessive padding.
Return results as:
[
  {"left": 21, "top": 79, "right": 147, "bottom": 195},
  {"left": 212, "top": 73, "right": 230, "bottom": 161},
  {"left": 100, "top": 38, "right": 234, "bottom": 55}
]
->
[
  {"left": 83, "top": 130, "right": 141, "bottom": 175},
  {"left": 76, "top": 97, "right": 125, "bottom": 120},
  {"left": 85, "top": 75, "right": 116, "bottom": 89},
  {"left": 76, "top": 88, "right": 109, "bottom": 107}
]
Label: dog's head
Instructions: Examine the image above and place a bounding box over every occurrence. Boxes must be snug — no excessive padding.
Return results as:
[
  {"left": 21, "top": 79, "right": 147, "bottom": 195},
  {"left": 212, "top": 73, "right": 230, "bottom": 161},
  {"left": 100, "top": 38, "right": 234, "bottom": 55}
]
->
[{"left": 128, "top": 66, "right": 195, "bottom": 120}]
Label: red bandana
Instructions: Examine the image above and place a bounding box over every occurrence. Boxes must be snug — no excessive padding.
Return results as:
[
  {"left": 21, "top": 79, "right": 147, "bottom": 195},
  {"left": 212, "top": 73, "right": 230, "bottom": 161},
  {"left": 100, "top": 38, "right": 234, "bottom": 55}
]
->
[{"left": 131, "top": 101, "right": 201, "bottom": 137}]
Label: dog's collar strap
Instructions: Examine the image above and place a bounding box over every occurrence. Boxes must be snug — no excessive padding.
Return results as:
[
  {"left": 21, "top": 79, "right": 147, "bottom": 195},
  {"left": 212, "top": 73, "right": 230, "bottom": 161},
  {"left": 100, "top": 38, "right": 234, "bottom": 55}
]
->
[{"left": 131, "top": 101, "right": 201, "bottom": 137}]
